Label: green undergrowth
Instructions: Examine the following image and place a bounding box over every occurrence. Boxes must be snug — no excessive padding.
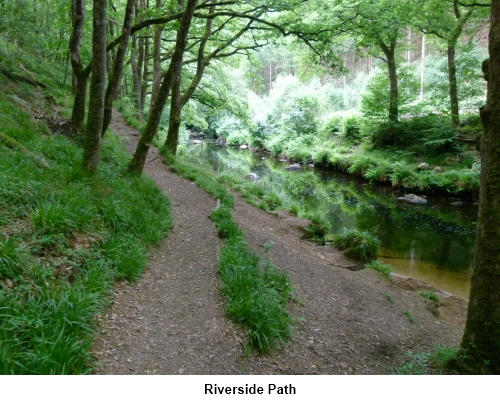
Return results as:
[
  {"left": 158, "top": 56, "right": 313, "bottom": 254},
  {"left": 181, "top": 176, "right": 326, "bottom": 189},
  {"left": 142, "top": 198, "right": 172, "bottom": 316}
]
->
[
  {"left": 367, "top": 260, "right": 393, "bottom": 280},
  {"left": 238, "top": 113, "right": 481, "bottom": 195},
  {"left": 332, "top": 229, "right": 381, "bottom": 263},
  {"left": 0, "top": 82, "right": 172, "bottom": 373},
  {"left": 391, "top": 346, "right": 459, "bottom": 375},
  {"left": 163, "top": 153, "right": 294, "bottom": 353}
]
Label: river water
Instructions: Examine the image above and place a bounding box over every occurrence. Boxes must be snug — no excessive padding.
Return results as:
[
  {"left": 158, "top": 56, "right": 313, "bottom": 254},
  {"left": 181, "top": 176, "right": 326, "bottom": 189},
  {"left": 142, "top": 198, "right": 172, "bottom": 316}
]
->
[{"left": 186, "top": 142, "right": 477, "bottom": 299}]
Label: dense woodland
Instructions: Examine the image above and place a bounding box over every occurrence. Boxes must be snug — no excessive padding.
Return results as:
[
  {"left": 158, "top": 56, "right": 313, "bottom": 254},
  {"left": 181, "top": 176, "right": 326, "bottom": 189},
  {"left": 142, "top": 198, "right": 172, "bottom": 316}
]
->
[{"left": 1, "top": 0, "right": 500, "bottom": 374}]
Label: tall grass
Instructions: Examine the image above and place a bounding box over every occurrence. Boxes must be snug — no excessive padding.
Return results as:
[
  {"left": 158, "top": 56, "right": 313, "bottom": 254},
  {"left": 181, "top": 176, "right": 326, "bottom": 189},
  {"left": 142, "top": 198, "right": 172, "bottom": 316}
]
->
[{"left": 0, "top": 84, "right": 172, "bottom": 373}]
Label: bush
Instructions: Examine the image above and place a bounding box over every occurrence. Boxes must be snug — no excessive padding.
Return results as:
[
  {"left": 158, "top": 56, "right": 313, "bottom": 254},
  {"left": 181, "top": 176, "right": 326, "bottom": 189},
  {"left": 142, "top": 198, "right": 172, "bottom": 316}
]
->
[
  {"left": 370, "top": 114, "right": 455, "bottom": 155},
  {"left": 342, "top": 115, "right": 363, "bottom": 143},
  {"left": 333, "top": 229, "right": 380, "bottom": 262}
]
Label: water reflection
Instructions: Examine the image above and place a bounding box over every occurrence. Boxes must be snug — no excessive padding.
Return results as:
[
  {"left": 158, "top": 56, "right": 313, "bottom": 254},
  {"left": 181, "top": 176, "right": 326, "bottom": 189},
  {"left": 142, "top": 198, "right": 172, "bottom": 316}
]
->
[{"left": 185, "top": 142, "right": 477, "bottom": 299}]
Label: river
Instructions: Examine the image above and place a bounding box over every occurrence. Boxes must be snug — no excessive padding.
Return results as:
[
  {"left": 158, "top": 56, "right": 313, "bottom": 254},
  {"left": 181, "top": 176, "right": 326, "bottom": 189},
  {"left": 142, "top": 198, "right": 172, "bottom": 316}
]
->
[{"left": 185, "top": 141, "right": 477, "bottom": 300}]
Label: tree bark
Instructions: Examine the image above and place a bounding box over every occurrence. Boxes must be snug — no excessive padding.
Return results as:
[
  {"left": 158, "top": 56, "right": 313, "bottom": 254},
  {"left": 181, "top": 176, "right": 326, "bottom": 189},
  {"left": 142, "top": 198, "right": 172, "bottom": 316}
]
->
[
  {"left": 128, "top": 0, "right": 199, "bottom": 174},
  {"left": 130, "top": 34, "right": 141, "bottom": 113},
  {"left": 164, "top": 2, "right": 215, "bottom": 155},
  {"left": 164, "top": 76, "right": 182, "bottom": 155},
  {"left": 69, "top": 0, "right": 87, "bottom": 133},
  {"left": 448, "top": 43, "right": 460, "bottom": 127},
  {"left": 447, "top": 5, "right": 474, "bottom": 127},
  {"left": 379, "top": 38, "right": 399, "bottom": 122},
  {"left": 150, "top": 0, "right": 163, "bottom": 110},
  {"left": 140, "top": 31, "right": 150, "bottom": 116},
  {"left": 460, "top": 0, "right": 500, "bottom": 374},
  {"left": 82, "top": 0, "right": 107, "bottom": 173},
  {"left": 102, "top": 0, "right": 136, "bottom": 136}
]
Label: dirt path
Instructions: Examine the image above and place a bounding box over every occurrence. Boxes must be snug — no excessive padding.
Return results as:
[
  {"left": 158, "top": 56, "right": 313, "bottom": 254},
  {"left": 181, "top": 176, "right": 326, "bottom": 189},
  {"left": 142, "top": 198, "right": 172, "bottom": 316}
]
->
[{"left": 92, "top": 110, "right": 468, "bottom": 374}]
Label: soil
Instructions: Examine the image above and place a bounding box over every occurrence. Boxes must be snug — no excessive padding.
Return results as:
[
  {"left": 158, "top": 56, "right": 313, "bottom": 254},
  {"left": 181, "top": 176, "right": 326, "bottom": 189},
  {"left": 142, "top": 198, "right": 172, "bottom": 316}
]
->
[{"left": 91, "top": 110, "right": 468, "bottom": 375}]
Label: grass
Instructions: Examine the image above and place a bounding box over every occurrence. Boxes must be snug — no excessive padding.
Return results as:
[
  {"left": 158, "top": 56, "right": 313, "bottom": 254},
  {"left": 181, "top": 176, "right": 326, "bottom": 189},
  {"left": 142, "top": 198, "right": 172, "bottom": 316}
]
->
[
  {"left": 0, "top": 75, "right": 172, "bottom": 373},
  {"left": 162, "top": 151, "right": 294, "bottom": 353},
  {"left": 367, "top": 260, "right": 393, "bottom": 280},
  {"left": 390, "top": 346, "right": 458, "bottom": 375},
  {"left": 403, "top": 310, "right": 415, "bottom": 323},
  {"left": 332, "top": 229, "right": 380, "bottom": 262},
  {"left": 420, "top": 290, "right": 440, "bottom": 303}
]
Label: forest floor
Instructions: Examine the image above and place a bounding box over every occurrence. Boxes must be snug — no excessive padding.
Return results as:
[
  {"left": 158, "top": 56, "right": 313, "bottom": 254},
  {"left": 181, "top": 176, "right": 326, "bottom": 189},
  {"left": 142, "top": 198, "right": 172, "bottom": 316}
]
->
[{"left": 92, "top": 110, "right": 468, "bottom": 375}]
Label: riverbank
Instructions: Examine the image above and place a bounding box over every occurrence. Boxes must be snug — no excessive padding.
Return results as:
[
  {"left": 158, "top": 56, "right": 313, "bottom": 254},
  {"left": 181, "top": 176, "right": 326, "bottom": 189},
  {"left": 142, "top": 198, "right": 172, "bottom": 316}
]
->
[{"left": 92, "top": 108, "right": 469, "bottom": 374}]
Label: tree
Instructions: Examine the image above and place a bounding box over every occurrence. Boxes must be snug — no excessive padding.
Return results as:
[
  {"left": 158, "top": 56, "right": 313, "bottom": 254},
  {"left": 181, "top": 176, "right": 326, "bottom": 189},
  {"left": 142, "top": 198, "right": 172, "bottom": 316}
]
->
[
  {"left": 460, "top": 0, "right": 500, "bottom": 374},
  {"left": 101, "top": 0, "right": 136, "bottom": 136},
  {"left": 82, "top": 0, "right": 107, "bottom": 173},
  {"left": 163, "top": 4, "right": 268, "bottom": 155},
  {"left": 278, "top": 0, "right": 415, "bottom": 121},
  {"left": 416, "top": 0, "right": 477, "bottom": 126},
  {"left": 128, "top": 0, "right": 199, "bottom": 174},
  {"left": 69, "top": 0, "right": 90, "bottom": 133}
]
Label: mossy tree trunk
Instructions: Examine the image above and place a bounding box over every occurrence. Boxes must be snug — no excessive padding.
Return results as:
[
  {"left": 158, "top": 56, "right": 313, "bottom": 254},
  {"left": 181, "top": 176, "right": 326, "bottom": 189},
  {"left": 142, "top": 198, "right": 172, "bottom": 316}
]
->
[
  {"left": 164, "top": 1, "right": 215, "bottom": 155},
  {"left": 102, "top": 0, "right": 136, "bottom": 136},
  {"left": 164, "top": 76, "right": 182, "bottom": 155},
  {"left": 82, "top": 0, "right": 107, "bottom": 173},
  {"left": 460, "top": 0, "right": 500, "bottom": 374},
  {"left": 128, "top": 0, "right": 198, "bottom": 174},
  {"left": 150, "top": 0, "right": 163, "bottom": 111},
  {"left": 379, "top": 38, "right": 399, "bottom": 122},
  {"left": 447, "top": 43, "right": 460, "bottom": 127},
  {"left": 69, "top": 0, "right": 88, "bottom": 133}
]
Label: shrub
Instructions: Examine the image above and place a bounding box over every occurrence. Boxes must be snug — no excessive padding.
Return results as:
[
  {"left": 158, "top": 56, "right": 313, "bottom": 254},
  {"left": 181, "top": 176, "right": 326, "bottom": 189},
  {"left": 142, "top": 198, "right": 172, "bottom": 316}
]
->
[
  {"left": 370, "top": 114, "right": 455, "bottom": 155},
  {"left": 333, "top": 229, "right": 380, "bottom": 262},
  {"left": 342, "top": 115, "right": 363, "bottom": 143}
]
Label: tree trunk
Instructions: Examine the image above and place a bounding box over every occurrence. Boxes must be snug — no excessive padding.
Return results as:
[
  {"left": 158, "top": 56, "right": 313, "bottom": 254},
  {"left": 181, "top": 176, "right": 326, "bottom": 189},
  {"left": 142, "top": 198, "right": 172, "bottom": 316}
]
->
[
  {"left": 128, "top": 0, "right": 198, "bottom": 175},
  {"left": 448, "top": 43, "right": 460, "bottom": 127},
  {"left": 150, "top": 0, "right": 163, "bottom": 106},
  {"left": 380, "top": 39, "right": 399, "bottom": 122},
  {"left": 164, "top": 2, "right": 215, "bottom": 154},
  {"left": 82, "top": 0, "right": 107, "bottom": 173},
  {"left": 164, "top": 76, "right": 182, "bottom": 155},
  {"left": 140, "top": 34, "right": 150, "bottom": 116},
  {"left": 102, "top": 0, "right": 136, "bottom": 136},
  {"left": 69, "top": 0, "right": 87, "bottom": 133},
  {"left": 130, "top": 34, "right": 141, "bottom": 112},
  {"left": 460, "top": 1, "right": 500, "bottom": 374}
]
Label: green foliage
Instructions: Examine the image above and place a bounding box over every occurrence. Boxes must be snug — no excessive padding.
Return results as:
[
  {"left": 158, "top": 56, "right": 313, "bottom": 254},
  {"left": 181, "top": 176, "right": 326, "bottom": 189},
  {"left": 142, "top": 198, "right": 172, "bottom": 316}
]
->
[
  {"left": 420, "top": 290, "right": 440, "bottom": 303},
  {"left": 333, "top": 229, "right": 380, "bottom": 262},
  {"left": 0, "top": 237, "right": 25, "bottom": 279},
  {"left": 369, "top": 114, "right": 456, "bottom": 154},
  {"left": 361, "top": 65, "right": 420, "bottom": 121},
  {"left": 403, "top": 310, "right": 415, "bottom": 323},
  {"left": 423, "top": 45, "right": 487, "bottom": 113},
  {"left": 391, "top": 346, "right": 458, "bottom": 375},
  {"left": 391, "top": 351, "right": 429, "bottom": 375},
  {"left": 0, "top": 77, "right": 172, "bottom": 373},
  {"left": 367, "top": 260, "right": 392, "bottom": 280}
]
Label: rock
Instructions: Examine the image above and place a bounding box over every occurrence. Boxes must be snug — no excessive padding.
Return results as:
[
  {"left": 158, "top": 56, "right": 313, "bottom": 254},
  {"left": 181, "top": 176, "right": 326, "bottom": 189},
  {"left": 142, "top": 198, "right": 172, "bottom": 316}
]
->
[
  {"left": 397, "top": 194, "right": 427, "bottom": 205},
  {"left": 451, "top": 201, "right": 464, "bottom": 207},
  {"left": 433, "top": 166, "right": 443, "bottom": 173},
  {"left": 191, "top": 140, "right": 202, "bottom": 145},
  {"left": 284, "top": 163, "right": 301, "bottom": 172},
  {"left": 418, "top": 162, "right": 430, "bottom": 170},
  {"left": 244, "top": 173, "right": 259, "bottom": 181},
  {"left": 215, "top": 136, "right": 226, "bottom": 146},
  {"left": 279, "top": 159, "right": 288, "bottom": 162},
  {"left": 239, "top": 144, "right": 248, "bottom": 149},
  {"left": 5, "top": 279, "right": 13, "bottom": 289}
]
